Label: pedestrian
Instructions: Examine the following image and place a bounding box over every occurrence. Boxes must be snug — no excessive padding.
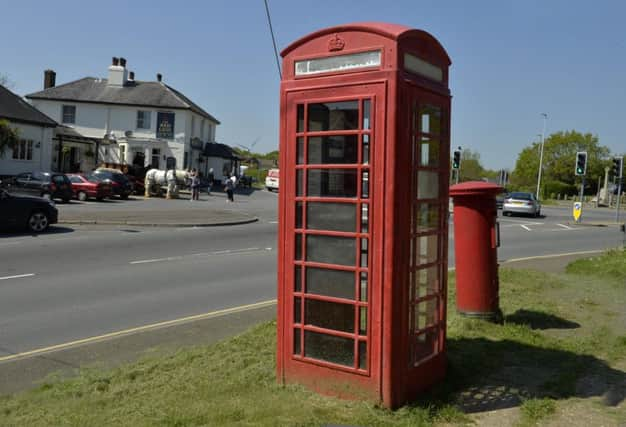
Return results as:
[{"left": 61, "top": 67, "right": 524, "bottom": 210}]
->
[
  {"left": 190, "top": 168, "right": 200, "bottom": 201},
  {"left": 207, "top": 168, "right": 214, "bottom": 195},
  {"left": 224, "top": 175, "right": 235, "bottom": 202}
]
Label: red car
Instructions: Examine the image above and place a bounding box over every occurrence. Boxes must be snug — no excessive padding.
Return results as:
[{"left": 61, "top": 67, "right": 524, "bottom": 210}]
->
[{"left": 67, "top": 174, "right": 113, "bottom": 201}]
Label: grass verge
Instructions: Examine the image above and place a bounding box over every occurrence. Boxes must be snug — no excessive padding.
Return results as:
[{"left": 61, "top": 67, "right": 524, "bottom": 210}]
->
[{"left": 0, "top": 251, "right": 625, "bottom": 426}]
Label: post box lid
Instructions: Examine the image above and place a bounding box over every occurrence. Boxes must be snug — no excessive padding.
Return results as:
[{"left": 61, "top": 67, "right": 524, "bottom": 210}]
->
[{"left": 449, "top": 181, "right": 503, "bottom": 197}]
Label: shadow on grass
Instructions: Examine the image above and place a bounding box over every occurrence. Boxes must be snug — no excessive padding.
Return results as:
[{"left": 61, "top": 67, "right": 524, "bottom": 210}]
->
[
  {"left": 505, "top": 309, "right": 581, "bottom": 330},
  {"left": 420, "top": 337, "right": 625, "bottom": 414}
]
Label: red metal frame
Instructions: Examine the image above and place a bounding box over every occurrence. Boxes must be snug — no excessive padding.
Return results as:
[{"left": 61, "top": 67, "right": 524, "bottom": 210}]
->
[{"left": 278, "top": 22, "right": 451, "bottom": 409}]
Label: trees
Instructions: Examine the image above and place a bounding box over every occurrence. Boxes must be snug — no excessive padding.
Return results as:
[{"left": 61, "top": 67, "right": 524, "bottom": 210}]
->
[
  {"left": 0, "top": 119, "right": 20, "bottom": 158},
  {"left": 510, "top": 130, "right": 612, "bottom": 197}
]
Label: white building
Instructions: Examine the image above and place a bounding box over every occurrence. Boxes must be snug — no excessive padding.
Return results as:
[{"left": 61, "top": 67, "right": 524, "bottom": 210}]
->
[
  {"left": 0, "top": 84, "right": 56, "bottom": 177},
  {"left": 26, "top": 58, "right": 220, "bottom": 173}
]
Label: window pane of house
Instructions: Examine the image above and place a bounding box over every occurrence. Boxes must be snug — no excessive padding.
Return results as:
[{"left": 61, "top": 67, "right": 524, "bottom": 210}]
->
[
  {"left": 306, "top": 267, "right": 355, "bottom": 300},
  {"left": 306, "top": 235, "right": 356, "bottom": 266},
  {"left": 307, "top": 169, "right": 357, "bottom": 198},
  {"left": 304, "top": 331, "right": 354, "bottom": 367},
  {"left": 307, "top": 202, "right": 356, "bottom": 232},
  {"left": 308, "top": 101, "right": 358, "bottom": 131},
  {"left": 305, "top": 299, "right": 354, "bottom": 333},
  {"left": 62, "top": 105, "right": 75, "bottom": 124}
]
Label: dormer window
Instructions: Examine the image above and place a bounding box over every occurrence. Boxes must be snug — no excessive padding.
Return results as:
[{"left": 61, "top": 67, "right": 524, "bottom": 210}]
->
[
  {"left": 62, "top": 105, "right": 75, "bottom": 124},
  {"left": 137, "top": 110, "right": 151, "bottom": 129}
]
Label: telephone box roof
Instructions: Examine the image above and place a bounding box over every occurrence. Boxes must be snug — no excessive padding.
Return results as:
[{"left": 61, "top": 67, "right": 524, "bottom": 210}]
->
[{"left": 281, "top": 21, "right": 451, "bottom": 64}]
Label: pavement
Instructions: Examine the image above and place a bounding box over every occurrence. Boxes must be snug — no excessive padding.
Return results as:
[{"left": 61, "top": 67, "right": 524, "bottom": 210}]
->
[
  {"left": 56, "top": 193, "right": 258, "bottom": 227},
  {"left": 0, "top": 249, "right": 610, "bottom": 397}
]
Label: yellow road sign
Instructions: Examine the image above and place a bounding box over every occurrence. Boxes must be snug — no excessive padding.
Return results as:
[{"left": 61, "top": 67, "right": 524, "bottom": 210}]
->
[{"left": 573, "top": 202, "right": 582, "bottom": 222}]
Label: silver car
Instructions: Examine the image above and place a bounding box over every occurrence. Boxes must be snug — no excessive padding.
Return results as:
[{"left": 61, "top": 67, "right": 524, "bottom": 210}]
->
[{"left": 502, "top": 192, "right": 541, "bottom": 217}]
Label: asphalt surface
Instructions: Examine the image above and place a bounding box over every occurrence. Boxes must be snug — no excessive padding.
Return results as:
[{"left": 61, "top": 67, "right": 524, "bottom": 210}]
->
[{"left": 0, "top": 191, "right": 623, "bottom": 395}]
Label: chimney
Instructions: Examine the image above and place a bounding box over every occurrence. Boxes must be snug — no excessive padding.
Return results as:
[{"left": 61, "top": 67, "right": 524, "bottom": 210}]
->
[
  {"left": 108, "top": 56, "right": 128, "bottom": 87},
  {"left": 44, "top": 69, "right": 56, "bottom": 89},
  {"left": 157, "top": 73, "right": 162, "bottom": 82}
]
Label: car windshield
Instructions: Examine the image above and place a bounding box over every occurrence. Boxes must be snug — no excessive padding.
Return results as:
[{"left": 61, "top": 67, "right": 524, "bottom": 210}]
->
[
  {"left": 509, "top": 192, "right": 532, "bottom": 200},
  {"left": 86, "top": 174, "right": 104, "bottom": 182}
]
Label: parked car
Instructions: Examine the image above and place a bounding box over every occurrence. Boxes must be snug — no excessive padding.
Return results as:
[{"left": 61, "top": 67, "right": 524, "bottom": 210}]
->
[
  {"left": 496, "top": 192, "right": 507, "bottom": 209},
  {"left": 265, "top": 168, "right": 279, "bottom": 192},
  {"left": 67, "top": 174, "right": 113, "bottom": 201},
  {"left": 502, "top": 192, "right": 541, "bottom": 217},
  {"left": 0, "top": 188, "right": 58, "bottom": 232},
  {"left": 3, "top": 171, "right": 73, "bottom": 203},
  {"left": 92, "top": 169, "right": 132, "bottom": 199}
]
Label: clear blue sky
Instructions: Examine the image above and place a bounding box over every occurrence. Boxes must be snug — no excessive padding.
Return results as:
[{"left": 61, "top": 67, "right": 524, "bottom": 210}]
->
[{"left": 3, "top": 0, "right": 624, "bottom": 169}]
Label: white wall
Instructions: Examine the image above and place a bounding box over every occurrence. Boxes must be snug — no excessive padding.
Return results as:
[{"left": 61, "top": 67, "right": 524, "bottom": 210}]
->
[{"left": 0, "top": 122, "right": 53, "bottom": 176}]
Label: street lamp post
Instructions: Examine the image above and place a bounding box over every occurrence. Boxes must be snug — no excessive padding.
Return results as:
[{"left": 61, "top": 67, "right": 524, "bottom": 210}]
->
[{"left": 536, "top": 113, "right": 548, "bottom": 200}]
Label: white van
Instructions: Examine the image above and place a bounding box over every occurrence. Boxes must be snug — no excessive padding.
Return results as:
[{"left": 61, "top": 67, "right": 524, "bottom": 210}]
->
[{"left": 265, "top": 169, "right": 279, "bottom": 191}]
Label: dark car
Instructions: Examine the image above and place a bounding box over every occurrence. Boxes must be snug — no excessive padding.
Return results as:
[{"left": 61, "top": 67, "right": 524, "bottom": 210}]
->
[
  {"left": 0, "top": 188, "right": 58, "bottom": 232},
  {"left": 3, "top": 171, "right": 73, "bottom": 202},
  {"left": 126, "top": 175, "right": 145, "bottom": 195},
  {"left": 92, "top": 169, "right": 132, "bottom": 199},
  {"left": 67, "top": 173, "right": 113, "bottom": 201}
]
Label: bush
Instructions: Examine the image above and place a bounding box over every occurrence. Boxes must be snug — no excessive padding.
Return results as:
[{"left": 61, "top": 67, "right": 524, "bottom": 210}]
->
[{"left": 544, "top": 181, "right": 577, "bottom": 198}]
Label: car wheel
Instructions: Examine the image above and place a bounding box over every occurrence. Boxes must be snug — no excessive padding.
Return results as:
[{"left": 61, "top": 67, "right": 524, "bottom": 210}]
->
[
  {"left": 96, "top": 196, "right": 104, "bottom": 202},
  {"left": 27, "top": 211, "right": 49, "bottom": 232},
  {"left": 121, "top": 194, "right": 129, "bottom": 200},
  {"left": 78, "top": 191, "right": 88, "bottom": 201},
  {"left": 266, "top": 187, "right": 272, "bottom": 192}
]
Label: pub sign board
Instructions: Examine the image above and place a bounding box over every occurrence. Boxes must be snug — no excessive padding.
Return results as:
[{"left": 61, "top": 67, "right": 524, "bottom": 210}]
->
[{"left": 157, "top": 112, "right": 175, "bottom": 139}]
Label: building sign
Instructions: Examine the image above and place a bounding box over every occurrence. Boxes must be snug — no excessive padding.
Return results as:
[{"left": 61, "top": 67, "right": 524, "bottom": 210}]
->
[{"left": 156, "top": 112, "right": 175, "bottom": 139}]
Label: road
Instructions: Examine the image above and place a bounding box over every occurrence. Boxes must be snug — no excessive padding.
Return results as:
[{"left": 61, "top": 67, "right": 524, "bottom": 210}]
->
[{"left": 0, "top": 191, "right": 623, "bottom": 358}]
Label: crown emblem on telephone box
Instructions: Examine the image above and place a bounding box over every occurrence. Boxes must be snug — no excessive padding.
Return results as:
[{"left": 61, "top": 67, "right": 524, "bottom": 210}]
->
[{"left": 328, "top": 34, "right": 345, "bottom": 52}]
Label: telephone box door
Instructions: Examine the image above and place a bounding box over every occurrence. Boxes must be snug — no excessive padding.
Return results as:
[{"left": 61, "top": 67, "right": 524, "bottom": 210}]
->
[{"left": 280, "top": 83, "right": 386, "bottom": 395}]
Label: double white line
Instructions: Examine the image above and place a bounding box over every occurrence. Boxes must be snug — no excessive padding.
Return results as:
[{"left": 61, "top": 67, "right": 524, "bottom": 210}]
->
[{"left": 0, "top": 273, "right": 35, "bottom": 281}]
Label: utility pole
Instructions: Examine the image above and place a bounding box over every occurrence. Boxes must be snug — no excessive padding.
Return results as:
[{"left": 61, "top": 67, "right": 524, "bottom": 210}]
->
[
  {"left": 613, "top": 156, "right": 623, "bottom": 223},
  {"left": 536, "top": 113, "right": 548, "bottom": 200}
]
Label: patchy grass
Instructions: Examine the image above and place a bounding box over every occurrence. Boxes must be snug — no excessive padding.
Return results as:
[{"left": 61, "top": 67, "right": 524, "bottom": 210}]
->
[
  {"left": 0, "top": 256, "right": 625, "bottom": 426},
  {"left": 565, "top": 249, "right": 626, "bottom": 282}
]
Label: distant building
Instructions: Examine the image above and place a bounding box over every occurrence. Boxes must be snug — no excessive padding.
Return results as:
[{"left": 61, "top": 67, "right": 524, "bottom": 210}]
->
[
  {"left": 0, "top": 84, "right": 56, "bottom": 177},
  {"left": 26, "top": 57, "right": 220, "bottom": 173}
]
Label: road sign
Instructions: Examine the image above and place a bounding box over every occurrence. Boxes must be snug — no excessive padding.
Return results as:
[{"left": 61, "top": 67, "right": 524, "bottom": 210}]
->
[{"left": 573, "top": 201, "right": 582, "bottom": 222}]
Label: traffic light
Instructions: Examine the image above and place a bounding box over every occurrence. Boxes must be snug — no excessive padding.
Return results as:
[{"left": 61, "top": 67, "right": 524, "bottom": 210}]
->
[
  {"left": 612, "top": 156, "right": 623, "bottom": 178},
  {"left": 575, "top": 151, "right": 587, "bottom": 176},
  {"left": 452, "top": 150, "right": 461, "bottom": 169}
]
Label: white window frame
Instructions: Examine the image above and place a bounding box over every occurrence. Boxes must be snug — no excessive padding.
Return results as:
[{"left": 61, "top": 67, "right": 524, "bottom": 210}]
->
[{"left": 136, "top": 110, "right": 152, "bottom": 130}]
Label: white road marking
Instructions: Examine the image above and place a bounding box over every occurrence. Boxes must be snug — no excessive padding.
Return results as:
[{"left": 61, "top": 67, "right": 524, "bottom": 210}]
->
[
  {"left": 501, "top": 249, "right": 607, "bottom": 264},
  {"left": 556, "top": 223, "right": 572, "bottom": 229},
  {"left": 129, "top": 247, "right": 263, "bottom": 264},
  {"left": 0, "top": 299, "right": 277, "bottom": 363},
  {"left": 520, "top": 225, "right": 532, "bottom": 231},
  {"left": 0, "top": 273, "right": 35, "bottom": 281},
  {"left": 498, "top": 218, "right": 543, "bottom": 225},
  {"left": 268, "top": 221, "right": 278, "bottom": 224}
]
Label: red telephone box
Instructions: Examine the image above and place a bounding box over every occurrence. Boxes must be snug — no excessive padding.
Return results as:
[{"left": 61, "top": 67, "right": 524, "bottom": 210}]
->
[{"left": 276, "top": 22, "right": 452, "bottom": 409}]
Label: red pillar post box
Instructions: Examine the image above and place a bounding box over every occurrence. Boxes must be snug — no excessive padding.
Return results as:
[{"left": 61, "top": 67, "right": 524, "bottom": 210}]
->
[
  {"left": 276, "top": 22, "right": 452, "bottom": 409},
  {"left": 449, "top": 182, "right": 502, "bottom": 322}
]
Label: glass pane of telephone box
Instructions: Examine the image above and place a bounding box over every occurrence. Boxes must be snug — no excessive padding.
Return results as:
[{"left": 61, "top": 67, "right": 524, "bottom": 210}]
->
[
  {"left": 414, "top": 265, "right": 439, "bottom": 298},
  {"left": 308, "top": 135, "right": 358, "bottom": 164},
  {"left": 304, "top": 331, "right": 354, "bottom": 367},
  {"left": 306, "top": 234, "right": 356, "bottom": 266},
  {"left": 418, "top": 137, "right": 440, "bottom": 168},
  {"left": 306, "top": 267, "right": 355, "bottom": 300},
  {"left": 417, "top": 170, "right": 439, "bottom": 200},
  {"left": 293, "top": 329, "right": 301, "bottom": 355},
  {"left": 415, "top": 203, "right": 439, "bottom": 233},
  {"left": 420, "top": 105, "right": 442, "bottom": 135},
  {"left": 305, "top": 299, "right": 354, "bottom": 333},
  {"left": 308, "top": 101, "right": 359, "bottom": 131},
  {"left": 297, "top": 105, "right": 304, "bottom": 132},
  {"left": 307, "top": 202, "right": 356, "bottom": 232},
  {"left": 416, "top": 234, "right": 439, "bottom": 265},
  {"left": 412, "top": 329, "right": 438, "bottom": 365},
  {"left": 359, "top": 341, "right": 367, "bottom": 370},
  {"left": 413, "top": 298, "right": 438, "bottom": 331},
  {"left": 308, "top": 169, "right": 358, "bottom": 198}
]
